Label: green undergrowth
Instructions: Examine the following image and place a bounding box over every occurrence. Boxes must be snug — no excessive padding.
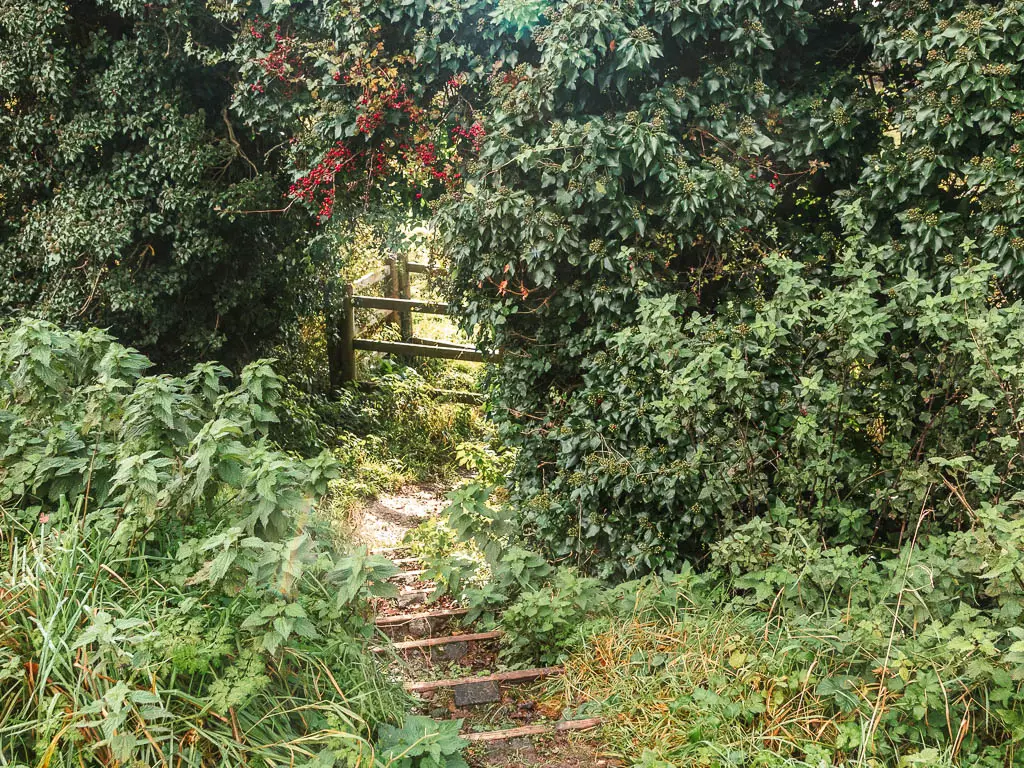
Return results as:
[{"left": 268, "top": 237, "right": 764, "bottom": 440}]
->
[
  {"left": 561, "top": 517, "right": 1024, "bottom": 768},
  {"left": 0, "top": 318, "right": 470, "bottom": 767},
  {"left": 278, "top": 367, "right": 489, "bottom": 529},
  {"left": 272, "top": 259, "right": 490, "bottom": 528},
  {"left": 401, "top": 481, "right": 1024, "bottom": 767}
]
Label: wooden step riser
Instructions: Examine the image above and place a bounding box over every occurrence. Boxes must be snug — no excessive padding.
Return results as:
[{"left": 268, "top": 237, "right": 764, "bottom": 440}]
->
[
  {"left": 405, "top": 666, "right": 562, "bottom": 694},
  {"left": 378, "top": 614, "right": 465, "bottom": 641},
  {"left": 409, "top": 666, "right": 562, "bottom": 708},
  {"left": 415, "top": 678, "right": 547, "bottom": 707},
  {"left": 372, "top": 631, "right": 503, "bottom": 660},
  {"left": 463, "top": 717, "right": 603, "bottom": 742},
  {"left": 371, "top": 546, "right": 412, "bottom": 557}
]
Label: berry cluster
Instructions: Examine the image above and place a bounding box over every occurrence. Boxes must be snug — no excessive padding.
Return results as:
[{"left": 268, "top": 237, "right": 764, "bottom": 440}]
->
[
  {"left": 318, "top": 188, "right": 335, "bottom": 219},
  {"left": 749, "top": 169, "right": 781, "bottom": 190},
  {"left": 415, "top": 142, "right": 437, "bottom": 166},
  {"left": 258, "top": 33, "right": 299, "bottom": 82},
  {"left": 248, "top": 19, "right": 271, "bottom": 39},
  {"left": 410, "top": 142, "right": 456, "bottom": 183},
  {"left": 451, "top": 121, "right": 486, "bottom": 152},
  {"left": 356, "top": 111, "right": 384, "bottom": 133},
  {"left": 246, "top": 23, "right": 303, "bottom": 97},
  {"left": 287, "top": 66, "right": 481, "bottom": 219},
  {"left": 353, "top": 83, "right": 422, "bottom": 130},
  {"left": 288, "top": 142, "right": 357, "bottom": 220}
]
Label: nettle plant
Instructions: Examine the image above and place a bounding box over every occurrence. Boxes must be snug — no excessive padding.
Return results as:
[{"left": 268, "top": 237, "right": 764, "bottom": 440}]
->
[
  {"left": 0, "top": 319, "right": 409, "bottom": 765},
  {"left": 436, "top": 0, "right": 1024, "bottom": 574}
]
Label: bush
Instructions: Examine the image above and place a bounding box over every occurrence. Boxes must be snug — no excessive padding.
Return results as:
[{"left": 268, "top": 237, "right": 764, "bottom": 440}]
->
[
  {"left": 560, "top": 512, "right": 1024, "bottom": 767},
  {"left": 0, "top": 318, "right": 410, "bottom": 765},
  {"left": 438, "top": 0, "right": 1024, "bottom": 575},
  {"left": 0, "top": 0, "right": 322, "bottom": 366},
  {"left": 500, "top": 568, "right": 606, "bottom": 666}
]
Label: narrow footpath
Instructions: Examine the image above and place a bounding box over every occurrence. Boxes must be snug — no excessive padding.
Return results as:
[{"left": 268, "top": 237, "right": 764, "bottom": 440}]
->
[{"left": 354, "top": 484, "right": 620, "bottom": 768}]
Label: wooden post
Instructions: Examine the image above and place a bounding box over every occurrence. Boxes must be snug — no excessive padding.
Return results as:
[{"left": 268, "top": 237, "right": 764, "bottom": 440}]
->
[
  {"left": 398, "top": 253, "right": 414, "bottom": 343},
  {"left": 397, "top": 253, "right": 414, "bottom": 364},
  {"left": 340, "top": 283, "right": 357, "bottom": 383},
  {"left": 388, "top": 255, "right": 400, "bottom": 327},
  {"left": 326, "top": 280, "right": 340, "bottom": 391}
]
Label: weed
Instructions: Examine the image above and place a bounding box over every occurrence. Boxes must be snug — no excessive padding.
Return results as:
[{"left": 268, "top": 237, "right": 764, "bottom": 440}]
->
[{"left": 0, "top": 319, "right": 413, "bottom": 765}]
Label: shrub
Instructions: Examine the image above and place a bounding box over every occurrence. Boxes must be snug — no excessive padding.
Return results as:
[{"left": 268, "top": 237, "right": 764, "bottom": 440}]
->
[
  {"left": 437, "top": 0, "right": 1024, "bottom": 575},
  {"left": 0, "top": 318, "right": 410, "bottom": 765},
  {"left": 500, "top": 567, "right": 607, "bottom": 666},
  {"left": 561, "top": 512, "right": 1024, "bottom": 767},
  {"left": 0, "top": 0, "right": 320, "bottom": 365}
]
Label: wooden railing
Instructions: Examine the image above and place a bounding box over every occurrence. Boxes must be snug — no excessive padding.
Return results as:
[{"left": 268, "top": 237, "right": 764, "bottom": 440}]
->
[{"left": 328, "top": 253, "right": 491, "bottom": 388}]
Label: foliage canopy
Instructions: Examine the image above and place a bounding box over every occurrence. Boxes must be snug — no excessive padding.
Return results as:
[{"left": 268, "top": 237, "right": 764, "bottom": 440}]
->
[{"left": 436, "top": 0, "right": 1024, "bottom": 573}]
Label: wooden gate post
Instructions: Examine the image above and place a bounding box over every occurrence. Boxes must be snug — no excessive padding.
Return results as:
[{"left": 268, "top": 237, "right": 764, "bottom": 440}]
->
[
  {"left": 397, "top": 254, "right": 414, "bottom": 343},
  {"left": 326, "top": 280, "right": 341, "bottom": 390},
  {"left": 388, "top": 255, "right": 401, "bottom": 327},
  {"left": 397, "top": 254, "right": 414, "bottom": 364},
  {"left": 340, "top": 283, "right": 357, "bottom": 383}
]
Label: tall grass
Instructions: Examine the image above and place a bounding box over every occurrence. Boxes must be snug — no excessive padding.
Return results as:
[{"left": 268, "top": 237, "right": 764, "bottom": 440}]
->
[
  {"left": 0, "top": 319, "right": 419, "bottom": 767},
  {"left": 553, "top": 547, "right": 1023, "bottom": 768},
  {"left": 0, "top": 509, "right": 397, "bottom": 767}
]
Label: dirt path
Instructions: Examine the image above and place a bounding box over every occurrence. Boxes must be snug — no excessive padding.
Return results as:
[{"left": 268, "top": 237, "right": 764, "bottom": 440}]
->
[
  {"left": 350, "top": 482, "right": 449, "bottom": 550},
  {"left": 357, "top": 483, "right": 617, "bottom": 768}
]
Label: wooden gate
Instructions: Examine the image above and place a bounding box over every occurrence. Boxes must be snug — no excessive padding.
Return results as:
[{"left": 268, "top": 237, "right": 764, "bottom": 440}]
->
[{"left": 328, "top": 254, "right": 492, "bottom": 389}]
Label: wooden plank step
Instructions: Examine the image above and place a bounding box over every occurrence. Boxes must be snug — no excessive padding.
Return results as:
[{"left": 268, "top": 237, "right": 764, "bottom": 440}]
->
[
  {"left": 388, "top": 587, "right": 434, "bottom": 610},
  {"left": 390, "top": 568, "right": 427, "bottom": 581},
  {"left": 405, "top": 666, "right": 562, "bottom": 693},
  {"left": 375, "top": 607, "right": 468, "bottom": 627},
  {"left": 392, "top": 556, "right": 421, "bottom": 567},
  {"left": 463, "top": 717, "right": 602, "bottom": 742},
  {"left": 372, "top": 545, "right": 411, "bottom": 556},
  {"left": 371, "top": 630, "right": 503, "bottom": 654}
]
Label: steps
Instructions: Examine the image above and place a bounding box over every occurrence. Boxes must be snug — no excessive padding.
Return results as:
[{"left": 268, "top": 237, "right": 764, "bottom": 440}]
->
[
  {"left": 375, "top": 607, "right": 469, "bottom": 641},
  {"left": 404, "top": 665, "right": 563, "bottom": 693},
  {"left": 375, "top": 607, "right": 469, "bottom": 627},
  {"left": 371, "top": 630, "right": 504, "bottom": 655},
  {"left": 374, "top": 552, "right": 604, "bottom": 755}
]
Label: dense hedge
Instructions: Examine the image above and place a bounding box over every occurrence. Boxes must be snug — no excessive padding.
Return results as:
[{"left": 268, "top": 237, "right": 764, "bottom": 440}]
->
[
  {"left": 438, "top": 0, "right": 1024, "bottom": 574},
  {"left": 0, "top": 0, "right": 519, "bottom": 368},
  {"left": 7, "top": 0, "right": 1024, "bottom": 576},
  {"left": 0, "top": 0, "right": 325, "bottom": 365}
]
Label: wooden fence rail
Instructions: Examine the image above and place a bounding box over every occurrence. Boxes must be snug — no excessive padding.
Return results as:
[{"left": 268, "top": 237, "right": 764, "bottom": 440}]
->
[{"left": 328, "top": 254, "right": 493, "bottom": 388}]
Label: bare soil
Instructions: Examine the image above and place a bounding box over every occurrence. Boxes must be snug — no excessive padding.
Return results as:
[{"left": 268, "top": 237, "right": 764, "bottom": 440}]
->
[
  {"left": 349, "top": 482, "right": 448, "bottom": 550},
  {"left": 468, "top": 733, "right": 622, "bottom": 768}
]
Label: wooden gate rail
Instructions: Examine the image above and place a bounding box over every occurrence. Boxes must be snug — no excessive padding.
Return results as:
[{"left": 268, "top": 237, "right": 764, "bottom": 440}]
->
[
  {"left": 328, "top": 254, "right": 493, "bottom": 388},
  {"left": 353, "top": 296, "right": 449, "bottom": 314},
  {"left": 353, "top": 339, "right": 486, "bottom": 363}
]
